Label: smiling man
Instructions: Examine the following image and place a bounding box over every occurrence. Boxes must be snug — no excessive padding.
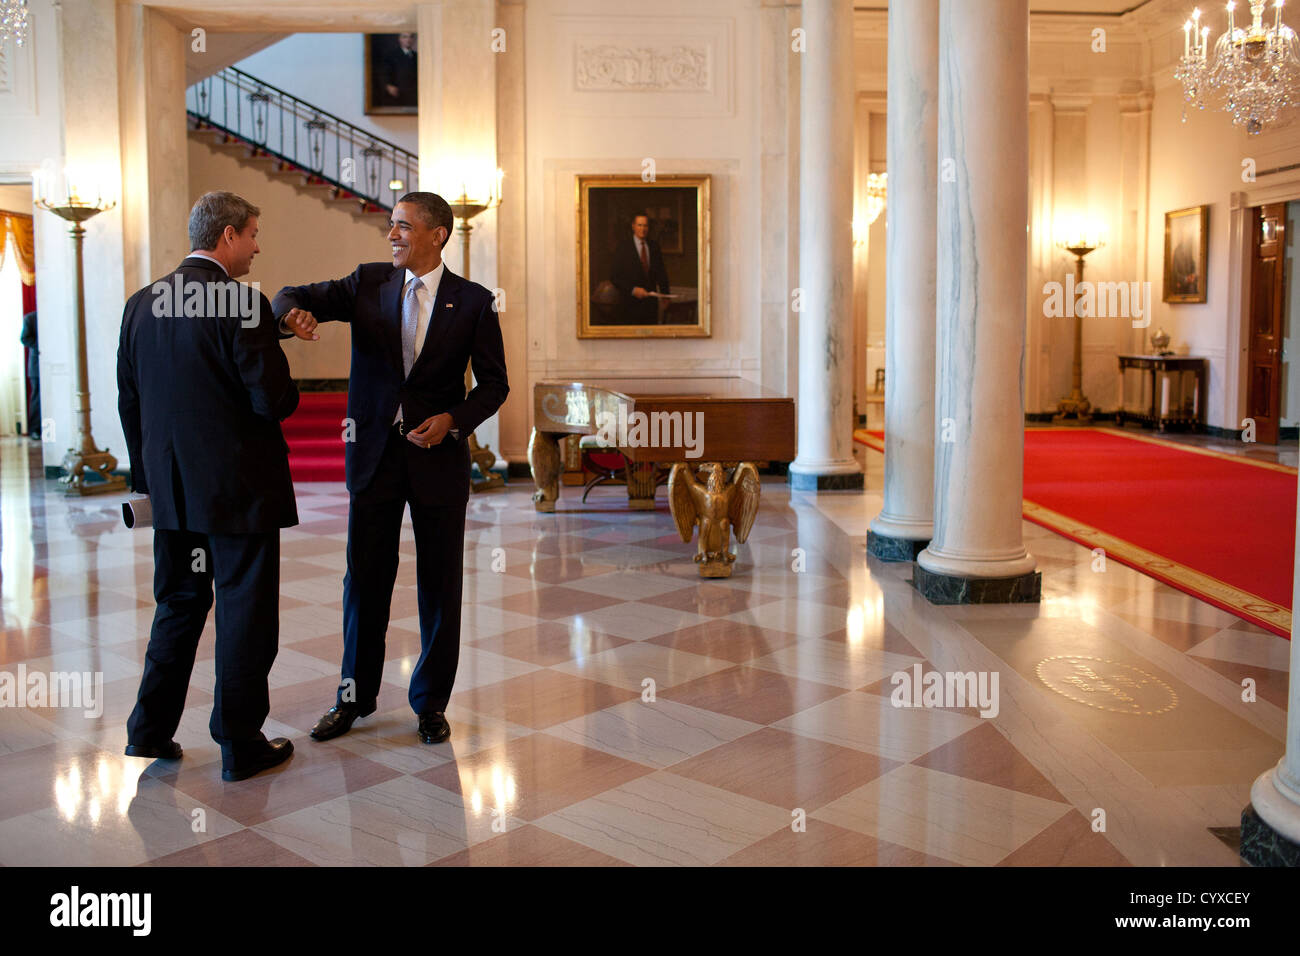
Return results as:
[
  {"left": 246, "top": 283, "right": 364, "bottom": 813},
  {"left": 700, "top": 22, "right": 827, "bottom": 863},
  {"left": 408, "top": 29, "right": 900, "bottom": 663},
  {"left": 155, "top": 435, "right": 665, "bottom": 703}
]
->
[{"left": 271, "top": 192, "right": 508, "bottom": 746}]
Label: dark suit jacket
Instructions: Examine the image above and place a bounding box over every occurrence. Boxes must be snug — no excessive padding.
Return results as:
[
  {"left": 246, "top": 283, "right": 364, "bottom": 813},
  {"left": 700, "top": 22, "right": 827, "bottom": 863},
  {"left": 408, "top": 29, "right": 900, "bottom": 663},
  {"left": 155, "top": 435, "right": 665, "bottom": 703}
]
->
[
  {"left": 271, "top": 263, "right": 509, "bottom": 504},
  {"left": 378, "top": 47, "right": 418, "bottom": 106},
  {"left": 21, "top": 311, "right": 37, "bottom": 383},
  {"left": 117, "top": 256, "right": 299, "bottom": 534},
  {"left": 609, "top": 236, "right": 670, "bottom": 324}
]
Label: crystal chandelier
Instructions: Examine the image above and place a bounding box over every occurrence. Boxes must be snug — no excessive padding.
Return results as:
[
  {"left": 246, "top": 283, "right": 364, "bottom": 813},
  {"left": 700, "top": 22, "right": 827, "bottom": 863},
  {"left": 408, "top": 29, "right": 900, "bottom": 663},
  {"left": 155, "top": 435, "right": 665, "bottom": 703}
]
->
[
  {"left": 0, "top": 0, "right": 29, "bottom": 45},
  {"left": 1176, "top": 2, "right": 1300, "bottom": 134}
]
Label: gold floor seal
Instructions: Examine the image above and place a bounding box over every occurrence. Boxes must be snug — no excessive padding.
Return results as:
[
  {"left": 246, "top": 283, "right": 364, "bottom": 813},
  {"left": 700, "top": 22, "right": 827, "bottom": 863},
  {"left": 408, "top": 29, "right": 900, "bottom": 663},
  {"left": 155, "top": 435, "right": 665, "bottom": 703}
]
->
[{"left": 1036, "top": 655, "right": 1178, "bottom": 716}]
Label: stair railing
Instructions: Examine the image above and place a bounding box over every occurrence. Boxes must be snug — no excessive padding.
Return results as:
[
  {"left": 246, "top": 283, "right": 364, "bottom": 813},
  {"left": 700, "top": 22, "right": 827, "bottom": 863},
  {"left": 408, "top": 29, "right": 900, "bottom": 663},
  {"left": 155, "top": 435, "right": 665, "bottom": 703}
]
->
[{"left": 188, "top": 65, "right": 418, "bottom": 212}]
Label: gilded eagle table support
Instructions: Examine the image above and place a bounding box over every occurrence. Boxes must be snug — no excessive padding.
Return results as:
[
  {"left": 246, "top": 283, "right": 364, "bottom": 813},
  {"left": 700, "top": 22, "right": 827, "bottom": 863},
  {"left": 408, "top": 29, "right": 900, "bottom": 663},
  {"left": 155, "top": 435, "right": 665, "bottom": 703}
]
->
[
  {"left": 528, "top": 428, "right": 562, "bottom": 512},
  {"left": 528, "top": 379, "right": 794, "bottom": 575},
  {"left": 669, "top": 462, "right": 761, "bottom": 578}
]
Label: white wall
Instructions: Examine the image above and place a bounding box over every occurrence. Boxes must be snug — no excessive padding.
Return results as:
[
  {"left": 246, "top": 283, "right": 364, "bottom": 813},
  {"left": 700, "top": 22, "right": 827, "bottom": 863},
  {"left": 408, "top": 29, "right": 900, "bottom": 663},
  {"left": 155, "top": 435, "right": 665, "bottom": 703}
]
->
[
  {"left": 0, "top": 1, "right": 62, "bottom": 180},
  {"left": 523, "top": 0, "right": 763, "bottom": 389},
  {"left": 234, "top": 33, "right": 418, "bottom": 156},
  {"left": 1145, "top": 72, "right": 1300, "bottom": 430},
  {"left": 0, "top": 0, "right": 68, "bottom": 460}
]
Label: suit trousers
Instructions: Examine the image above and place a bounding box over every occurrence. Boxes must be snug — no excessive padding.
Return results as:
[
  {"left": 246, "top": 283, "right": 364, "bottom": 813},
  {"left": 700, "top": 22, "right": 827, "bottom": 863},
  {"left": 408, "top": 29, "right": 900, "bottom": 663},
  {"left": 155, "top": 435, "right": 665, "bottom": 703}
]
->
[
  {"left": 126, "top": 528, "right": 281, "bottom": 764},
  {"left": 339, "top": 427, "right": 467, "bottom": 715}
]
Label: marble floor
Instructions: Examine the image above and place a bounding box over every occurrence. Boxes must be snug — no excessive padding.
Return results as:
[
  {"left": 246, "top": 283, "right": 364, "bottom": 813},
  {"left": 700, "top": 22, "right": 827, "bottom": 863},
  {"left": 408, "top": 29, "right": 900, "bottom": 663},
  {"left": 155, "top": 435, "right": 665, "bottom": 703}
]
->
[{"left": 0, "top": 434, "right": 1289, "bottom": 866}]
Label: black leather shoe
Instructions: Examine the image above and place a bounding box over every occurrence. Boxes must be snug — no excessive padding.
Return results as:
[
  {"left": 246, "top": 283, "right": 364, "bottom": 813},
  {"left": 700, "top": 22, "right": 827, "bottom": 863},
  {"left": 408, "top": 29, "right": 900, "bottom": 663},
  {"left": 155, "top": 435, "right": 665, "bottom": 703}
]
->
[
  {"left": 124, "top": 740, "right": 183, "bottom": 760},
  {"left": 221, "top": 738, "right": 294, "bottom": 782},
  {"left": 417, "top": 712, "right": 451, "bottom": 744},
  {"left": 309, "top": 702, "right": 376, "bottom": 741}
]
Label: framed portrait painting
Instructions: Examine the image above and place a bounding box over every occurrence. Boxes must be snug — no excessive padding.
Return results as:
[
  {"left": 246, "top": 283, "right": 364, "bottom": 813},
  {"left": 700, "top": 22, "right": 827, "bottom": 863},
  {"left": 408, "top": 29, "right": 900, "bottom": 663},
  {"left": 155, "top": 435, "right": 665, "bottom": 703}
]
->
[
  {"left": 365, "top": 33, "right": 418, "bottom": 115},
  {"left": 1163, "top": 205, "right": 1208, "bottom": 303},
  {"left": 576, "top": 175, "right": 710, "bottom": 339}
]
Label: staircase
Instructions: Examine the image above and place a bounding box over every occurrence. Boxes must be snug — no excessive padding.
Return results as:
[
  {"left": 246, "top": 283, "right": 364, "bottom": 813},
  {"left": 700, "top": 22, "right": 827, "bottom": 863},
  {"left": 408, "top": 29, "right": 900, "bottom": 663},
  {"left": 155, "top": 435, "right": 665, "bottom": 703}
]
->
[
  {"left": 186, "top": 66, "right": 417, "bottom": 223},
  {"left": 284, "top": 393, "right": 348, "bottom": 483},
  {"left": 187, "top": 67, "right": 417, "bottom": 483},
  {"left": 186, "top": 68, "right": 505, "bottom": 487}
]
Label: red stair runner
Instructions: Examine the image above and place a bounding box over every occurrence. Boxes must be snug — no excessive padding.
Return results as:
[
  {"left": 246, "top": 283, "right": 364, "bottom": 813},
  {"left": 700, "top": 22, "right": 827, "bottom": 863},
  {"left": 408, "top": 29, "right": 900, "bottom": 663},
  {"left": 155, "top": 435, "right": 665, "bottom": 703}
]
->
[{"left": 284, "top": 392, "right": 348, "bottom": 482}]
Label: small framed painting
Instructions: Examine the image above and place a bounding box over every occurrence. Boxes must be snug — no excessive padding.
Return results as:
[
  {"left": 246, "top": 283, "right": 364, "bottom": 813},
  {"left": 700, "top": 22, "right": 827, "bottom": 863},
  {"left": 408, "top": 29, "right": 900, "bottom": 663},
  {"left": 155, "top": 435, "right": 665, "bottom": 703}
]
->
[
  {"left": 365, "top": 33, "right": 418, "bottom": 115},
  {"left": 576, "top": 175, "right": 710, "bottom": 339},
  {"left": 1163, "top": 205, "right": 1208, "bottom": 303}
]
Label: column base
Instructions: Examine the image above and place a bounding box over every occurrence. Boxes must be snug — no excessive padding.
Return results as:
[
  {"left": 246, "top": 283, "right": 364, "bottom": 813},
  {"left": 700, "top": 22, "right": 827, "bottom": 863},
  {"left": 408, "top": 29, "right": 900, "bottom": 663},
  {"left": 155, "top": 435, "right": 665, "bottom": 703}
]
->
[
  {"left": 788, "top": 471, "right": 864, "bottom": 491},
  {"left": 867, "top": 530, "right": 928, "bottom": 562},
  {"left": 1240, "top": 803, "right": 1300, "bottom": 867},
  {"left": 912, "top": 563, "right": 1042, "bottom": 605}
]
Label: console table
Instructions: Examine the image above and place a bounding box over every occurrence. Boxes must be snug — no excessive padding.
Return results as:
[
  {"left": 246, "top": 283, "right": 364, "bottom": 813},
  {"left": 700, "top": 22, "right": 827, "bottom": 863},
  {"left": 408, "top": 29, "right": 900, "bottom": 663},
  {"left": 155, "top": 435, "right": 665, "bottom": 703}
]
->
[{"left": 1115, "top": 355, "right": 1207, "bottom": 432}]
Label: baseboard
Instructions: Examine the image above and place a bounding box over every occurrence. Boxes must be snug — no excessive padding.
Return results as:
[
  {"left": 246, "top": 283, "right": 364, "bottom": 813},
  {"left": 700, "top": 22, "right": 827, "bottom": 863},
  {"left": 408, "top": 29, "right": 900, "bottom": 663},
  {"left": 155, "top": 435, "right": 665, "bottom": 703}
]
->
[
  {"left": 1203, "top": 424, "right": 1242, "bottom": 440},
  {"left": 1025, "top": 410, "right": 1118, "bottom": 423},
  {"left": 294, "top": 378, "right": 349, "bottom": 392},
  {"left": 504, "top": 459, "right": 791, "bottom": 481}
]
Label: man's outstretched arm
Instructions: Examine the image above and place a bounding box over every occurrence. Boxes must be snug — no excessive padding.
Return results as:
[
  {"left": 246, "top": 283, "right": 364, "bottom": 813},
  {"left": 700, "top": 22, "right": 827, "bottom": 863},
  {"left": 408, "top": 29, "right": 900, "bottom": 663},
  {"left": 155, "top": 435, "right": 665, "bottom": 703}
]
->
[{"left": 271, "top": 264, "right": 367, "bottom": 337}]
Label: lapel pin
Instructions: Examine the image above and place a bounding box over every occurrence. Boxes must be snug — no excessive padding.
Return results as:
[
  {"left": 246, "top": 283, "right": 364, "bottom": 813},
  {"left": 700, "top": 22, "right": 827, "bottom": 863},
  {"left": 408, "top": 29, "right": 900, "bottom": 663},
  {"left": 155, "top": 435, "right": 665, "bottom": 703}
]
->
[{"left": 445, "top": 303, "right": 453, "bottom": 308}]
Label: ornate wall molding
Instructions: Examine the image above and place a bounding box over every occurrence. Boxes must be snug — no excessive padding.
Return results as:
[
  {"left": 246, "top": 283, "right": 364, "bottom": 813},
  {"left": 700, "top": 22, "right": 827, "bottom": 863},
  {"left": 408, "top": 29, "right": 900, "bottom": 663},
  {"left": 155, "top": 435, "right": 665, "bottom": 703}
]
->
[
  {"left": 574, "top": 42, "right": 710, "bottom": 92},
  {"left": 0, "top": 34, "right": 36, "bottom": 117},
  {"left": 547, "top": 15, "right": 734, "bottom": 116}
]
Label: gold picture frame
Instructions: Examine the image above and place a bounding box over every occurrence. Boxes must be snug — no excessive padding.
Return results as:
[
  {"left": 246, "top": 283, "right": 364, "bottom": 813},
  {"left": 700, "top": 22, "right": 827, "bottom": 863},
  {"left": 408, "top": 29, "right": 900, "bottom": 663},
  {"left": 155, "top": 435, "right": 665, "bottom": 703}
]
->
[
  {"left": 1163, "top": 204, "right": 1208, "bottom": 303},
  {"left": 364, "top": 33, "right": 418, "bottom": 116},
  {"left": 576, "top": 174, "right": 711, "bottom": 339}
]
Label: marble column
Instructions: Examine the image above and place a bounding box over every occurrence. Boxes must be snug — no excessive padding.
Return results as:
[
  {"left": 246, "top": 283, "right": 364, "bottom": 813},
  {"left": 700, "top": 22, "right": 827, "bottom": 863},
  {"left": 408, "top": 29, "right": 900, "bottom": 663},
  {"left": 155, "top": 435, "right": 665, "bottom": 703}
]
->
[
  {"left": 117, "top": 5, "right": 189, "bottom": 290},
  {"left": 914, "top": 0, "right": 1040, "bottom": 604},
  {"left": 418, "top": 0, "right": 503, "bottom": 466},
  {"left": 1240, "top": 478, "right": 1300, "bottom": 865},
  {"left": 866, "top": 0, "right": 939, "bottom": 561},
  {"left": 788, "top": 0, "right": 863, "bottom": 492}
]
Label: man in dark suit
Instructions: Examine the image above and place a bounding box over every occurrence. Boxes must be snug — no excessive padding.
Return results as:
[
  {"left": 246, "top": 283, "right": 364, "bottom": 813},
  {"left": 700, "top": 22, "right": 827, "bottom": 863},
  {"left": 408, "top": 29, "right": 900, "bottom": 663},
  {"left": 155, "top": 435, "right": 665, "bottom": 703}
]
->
[
  {"left": 272, "top": 191, "right": 508, "bottom": 746},
  {"left": 20, "top": 310, "right": 38, "bottom": 439},
  {"left": 377, "top": 32, "right": 418, "bottom": 108},
  {"left": 118, "top": 190, "right": 317, "bottom": 781},
  {"left": 609, "top": 212, "right": 670, "bottom": 325}
]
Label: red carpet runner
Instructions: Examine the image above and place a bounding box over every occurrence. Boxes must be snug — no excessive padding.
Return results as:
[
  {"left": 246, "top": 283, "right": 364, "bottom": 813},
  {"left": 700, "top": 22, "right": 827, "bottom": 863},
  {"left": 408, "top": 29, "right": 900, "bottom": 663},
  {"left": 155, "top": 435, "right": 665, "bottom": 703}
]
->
[
  {"left": 284, "top": 392, "right": 347, "bottom": 483},
  {"left": 855, "top": 427, "right": 1297, "bottom": 637}
]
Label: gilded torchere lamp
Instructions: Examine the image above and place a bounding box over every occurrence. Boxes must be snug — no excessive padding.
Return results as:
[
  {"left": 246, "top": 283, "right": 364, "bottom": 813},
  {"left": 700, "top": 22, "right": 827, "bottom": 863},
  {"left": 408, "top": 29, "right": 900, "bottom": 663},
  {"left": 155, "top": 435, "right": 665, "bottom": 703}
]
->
[
  {"left": 1053, "top": 222, "right": 1105, "bottom": 427},
  {"left": 34, "top": 167, "right": 127, "bottom": 495},
  {"left": 439, "top": 163, "right": 505, "bottom": 492}
]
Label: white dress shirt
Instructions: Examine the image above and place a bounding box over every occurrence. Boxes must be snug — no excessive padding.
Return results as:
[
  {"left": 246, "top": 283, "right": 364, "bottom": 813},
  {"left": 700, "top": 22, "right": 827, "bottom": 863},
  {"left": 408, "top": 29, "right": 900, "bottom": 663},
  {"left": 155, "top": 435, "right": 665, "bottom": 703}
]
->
[
  {"left": 395, "top": 262, "right": 456, "bottom": 438},
  {"left": 187, "top": 250, "right": 229, "bottom": 276}
]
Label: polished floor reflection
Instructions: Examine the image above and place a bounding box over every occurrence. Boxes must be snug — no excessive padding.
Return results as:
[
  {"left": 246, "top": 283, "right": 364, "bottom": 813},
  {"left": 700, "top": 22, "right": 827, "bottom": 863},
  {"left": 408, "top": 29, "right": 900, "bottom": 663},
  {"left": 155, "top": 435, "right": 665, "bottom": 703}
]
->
[{"left": 0, "top": 436, "right": 1288, "bottom": 865}]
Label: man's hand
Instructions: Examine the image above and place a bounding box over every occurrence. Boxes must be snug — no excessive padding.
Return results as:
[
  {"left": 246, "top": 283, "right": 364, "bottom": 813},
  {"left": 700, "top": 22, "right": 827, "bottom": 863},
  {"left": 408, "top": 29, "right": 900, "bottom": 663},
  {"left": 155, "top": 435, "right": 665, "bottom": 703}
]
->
[
  {"left": 282, "top": 308, "right": 319, "bottom": 341},
  {"left": 406, "top": 413, "right": 454, "bottom": 449},
  {"left": 632, "top": 287, "right": 649, "bottom": 299}
]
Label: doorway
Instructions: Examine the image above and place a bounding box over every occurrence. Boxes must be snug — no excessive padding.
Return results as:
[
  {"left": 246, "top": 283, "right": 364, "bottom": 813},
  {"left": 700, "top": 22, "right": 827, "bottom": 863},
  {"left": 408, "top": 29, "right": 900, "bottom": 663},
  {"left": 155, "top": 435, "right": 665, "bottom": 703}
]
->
[{"left": 1246, "top": 202, "right": 1290, "bottom": 444}]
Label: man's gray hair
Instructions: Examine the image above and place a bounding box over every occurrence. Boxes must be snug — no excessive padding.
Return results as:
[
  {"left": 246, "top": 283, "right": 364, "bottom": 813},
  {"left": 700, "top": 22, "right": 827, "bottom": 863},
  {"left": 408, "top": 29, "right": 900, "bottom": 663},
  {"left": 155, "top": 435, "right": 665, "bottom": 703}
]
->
[
  {"left": 397, "top": 192, "right": 453, "bottom": 248},
  {"left": 188, "top": 191, "right": 260, "bottom": 251}
]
